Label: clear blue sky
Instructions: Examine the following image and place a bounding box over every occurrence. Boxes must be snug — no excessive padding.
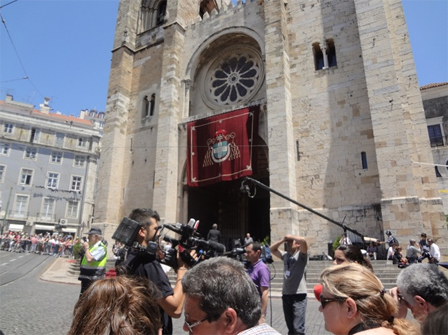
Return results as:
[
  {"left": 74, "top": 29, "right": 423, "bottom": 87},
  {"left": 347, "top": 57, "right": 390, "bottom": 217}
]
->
[{"left": 0, "top": 0, "right": 447, "bottom": 116}]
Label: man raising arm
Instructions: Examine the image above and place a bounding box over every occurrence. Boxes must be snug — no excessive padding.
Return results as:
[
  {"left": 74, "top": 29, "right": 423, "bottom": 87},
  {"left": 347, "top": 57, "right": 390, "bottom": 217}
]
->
[{"left": 270, "top": 234, "right": 309, "bottom": 335}]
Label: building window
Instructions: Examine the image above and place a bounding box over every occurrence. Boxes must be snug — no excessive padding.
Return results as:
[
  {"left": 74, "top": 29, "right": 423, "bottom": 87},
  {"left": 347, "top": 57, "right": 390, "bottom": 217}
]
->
[
  {"left": 74, "top": 155, "right": 86, "bottom": 167},
  {"left": 50, "top": 151, "right": 63, "bottom": 164},
  {"left": 143, "top": 95, "right": 150, "bottom": 118},
  {"left": 55, "top": 133, "right": 65, "bottom": 147},
  {"left": 0, "top": 143, "right": 9, "bottom": 156},
  {"left": 0, "top": 165, "right": 5, "bottom": 183},
  {"left": 313, "top": 39, "right": 337, "bottom": 70},
  {"left": 14, "top": 195, "right": 28, "bottom": 218},
  {"left": 47, "top": 172, "right": 59, "bottom": 189},
  {"left": 78, "top": 137, "right": 86, "bottom": 147},
  {"left": 30, "top": 128, "right": 40, "bottom": 143},
  {"left": 66, "top": 201, "right": 79, "bottom": 218},
  {"left": 41, "top": 198, "right": 55, "bottom": 219},
  {"left": 428, "top": 124, "right": 444, "bottom": 147},
  {"left": 140, "top": 0, "right": 166, "bottom": 32},
  {"left": 361, "top": 152, "right": 368, "bottom": 170},
  {"left": 71, "top": 176, "right": 82, "bottom": 191},
  {"left": 156, "top": 1, "right": 167, "bottom": 25},
  {"left": 19, "top": 168, "right": 33, "bottom": 186},
  {"left": 142, "top": 94, "right": 156, "bottom": 118},
  {"left": 24, "top": 147, "right": 37, "bottom": 160},
  {"left": 4, "top": 123, "right": 13, "bottom": 134}
]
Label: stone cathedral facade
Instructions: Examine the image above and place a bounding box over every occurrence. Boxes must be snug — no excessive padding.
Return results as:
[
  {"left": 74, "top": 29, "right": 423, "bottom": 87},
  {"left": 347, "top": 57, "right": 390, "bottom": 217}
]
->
[{"left": 96, "top": 0, "right": 448, "bottom": 252}]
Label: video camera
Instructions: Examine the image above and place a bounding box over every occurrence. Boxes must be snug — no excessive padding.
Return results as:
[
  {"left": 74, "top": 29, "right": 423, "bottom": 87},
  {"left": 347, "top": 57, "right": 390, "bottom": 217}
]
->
[
  {"left": 112, "top": 217, "right": 159, "bottom": 260},
  {"left": 160, "top": 219, "right": 226, "bottom": 267}
]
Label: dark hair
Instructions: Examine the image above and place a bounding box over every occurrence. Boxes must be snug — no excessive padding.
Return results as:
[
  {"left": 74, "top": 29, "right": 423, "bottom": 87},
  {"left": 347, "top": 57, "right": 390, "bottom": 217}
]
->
[
  {"left": 129, "top": 208, "right": 160, "bottom": 228},
  {"left": 68, "top": 276, "right": 162, "bottom": 335},
  {"left": 336, "top": 245, "right": 373, "bottom": 271},
  {"left": 250, "top": 241, "right": 262, "bottom": 253},
  {"left": 182, "top": 257, "right": 261, "bottom": 328},
  {"left": 421, "top": 303, "right": 448, "bottom": 335}
]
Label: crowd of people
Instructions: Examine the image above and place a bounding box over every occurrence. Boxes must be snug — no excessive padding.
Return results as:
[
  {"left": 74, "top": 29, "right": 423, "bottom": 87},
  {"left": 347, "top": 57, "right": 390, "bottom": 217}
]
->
[
  {"left": 64, "top": 212, "right": 447, "bottom": 335},
  {"left": 0, "top": 231, "right": 76, "bottom": 257},
  {"left": 386, "top": 232, "right": 441, "bottom": 267}
]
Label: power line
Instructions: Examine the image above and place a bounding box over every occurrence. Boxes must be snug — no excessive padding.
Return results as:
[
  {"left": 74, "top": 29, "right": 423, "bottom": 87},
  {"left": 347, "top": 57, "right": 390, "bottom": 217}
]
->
[
  {"left": 0, "top": 1, "right": 45, "bottom": 101},
  {"left": 0, "top": 0, "right": 18, "bottom": 10}
]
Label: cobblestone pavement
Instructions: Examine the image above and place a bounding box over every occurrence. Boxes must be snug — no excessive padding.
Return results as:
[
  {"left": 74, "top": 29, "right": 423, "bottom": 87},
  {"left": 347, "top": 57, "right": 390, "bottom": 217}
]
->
[
  {"left": 0, "top": 252, "right": 333, "bottom": 335},
  {"left": 0, "top": 252, "right": 80, "bottom": 335}
]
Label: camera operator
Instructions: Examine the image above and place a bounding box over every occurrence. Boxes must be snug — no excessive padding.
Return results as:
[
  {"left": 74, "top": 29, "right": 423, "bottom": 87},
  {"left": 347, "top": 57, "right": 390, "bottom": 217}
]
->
[{"left": 119, "top": 208, "right": 188, "bottom": 335}]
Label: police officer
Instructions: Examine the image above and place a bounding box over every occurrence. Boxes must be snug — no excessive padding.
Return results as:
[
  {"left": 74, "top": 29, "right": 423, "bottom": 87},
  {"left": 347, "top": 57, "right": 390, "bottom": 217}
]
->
[{"left": 78, "top": 227, "right": 107, "bottom": 296}]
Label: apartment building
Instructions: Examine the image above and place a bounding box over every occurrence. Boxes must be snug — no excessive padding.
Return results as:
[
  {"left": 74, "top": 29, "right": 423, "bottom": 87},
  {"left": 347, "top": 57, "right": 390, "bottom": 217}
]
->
[{"left": 0, "top": 95, "right": 101, "bottom": 236}]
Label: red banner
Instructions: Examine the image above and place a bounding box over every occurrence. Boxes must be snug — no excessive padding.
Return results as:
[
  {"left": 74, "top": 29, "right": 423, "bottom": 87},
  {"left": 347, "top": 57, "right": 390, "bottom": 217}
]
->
[{"left": 187, "top": 106, "right": 259, "bottom": 187}]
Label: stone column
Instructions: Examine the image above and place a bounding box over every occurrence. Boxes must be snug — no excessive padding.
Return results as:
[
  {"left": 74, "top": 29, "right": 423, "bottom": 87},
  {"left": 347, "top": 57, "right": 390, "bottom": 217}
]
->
[{"left": 264, "top": 0, "right": 299, "bottom": 242}]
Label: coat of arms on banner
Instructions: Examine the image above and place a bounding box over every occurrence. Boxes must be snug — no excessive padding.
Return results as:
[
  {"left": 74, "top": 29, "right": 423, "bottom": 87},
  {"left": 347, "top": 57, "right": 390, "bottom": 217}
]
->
[
  {"left": 203, "top": 129, "right": 240, "bottom": 166},
  {"left": 187, "top": 106, "right": 259, "bottom": 187}
]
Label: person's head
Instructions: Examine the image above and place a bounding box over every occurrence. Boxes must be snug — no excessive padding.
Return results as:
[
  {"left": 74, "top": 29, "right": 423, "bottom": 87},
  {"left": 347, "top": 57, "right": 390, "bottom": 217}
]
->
[
  {"left": 333, "top": 245, "right": 373, "bottom": 271},
  {"left": 421, "top": 303, "right": 448, "bottom": 335},
  {"left": 85, "top": 228, "right": 102, "bottom": 246},
  {"left": 212, "top": 223, "right": 218, "bottom": 230},
  {"left": 385, "top": 230, "right": 392, "bottom": 236},
  {"left": 427, "top": 238, "right": 434, "bottom": 246},
  {"left": 318, "top": 263, "right": 419, "bottom": 335},
  {"left": 409, "top": 239, "right": 416, "bottom": 245},
  {"left": 245, "top": 242, "right": 262, "bottom": 265},
  {"left": 129, "top": 208, "right": 160, "bottom": 246},
  {"left": 285, "top": 237, "right": 300, "bottom": 253},
  {"left": 181, "top": 257, "right": 261, "bottom": 335},
  {"left": 68, "top": 276, "right": 162, "bottom": 335},
  {"left": 396, "top": 263, "right": 448, "bottom": 322},
  {"left": 246, "top": 233, "right": 250, "bottom": 238},
  {"left": 420, "top": 233, "right": 427, "bottom": 240}
]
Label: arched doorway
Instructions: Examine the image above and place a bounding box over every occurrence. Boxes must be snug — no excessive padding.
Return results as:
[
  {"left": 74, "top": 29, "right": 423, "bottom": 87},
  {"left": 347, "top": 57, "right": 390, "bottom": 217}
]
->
[{"left": 186, "top": 137, "right": 270, "bottom": 250}]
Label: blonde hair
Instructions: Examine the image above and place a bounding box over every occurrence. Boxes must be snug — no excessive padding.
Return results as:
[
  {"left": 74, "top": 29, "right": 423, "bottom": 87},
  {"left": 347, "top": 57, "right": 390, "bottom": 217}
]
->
[{"left": 320, "top": 263, "right": 419, "bottom": 335}]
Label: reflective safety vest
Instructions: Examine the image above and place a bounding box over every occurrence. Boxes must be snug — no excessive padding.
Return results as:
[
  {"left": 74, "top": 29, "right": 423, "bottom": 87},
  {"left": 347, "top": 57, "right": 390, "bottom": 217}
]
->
[{"left": 78, "top": 242, "right": 107, "bottom": 281}]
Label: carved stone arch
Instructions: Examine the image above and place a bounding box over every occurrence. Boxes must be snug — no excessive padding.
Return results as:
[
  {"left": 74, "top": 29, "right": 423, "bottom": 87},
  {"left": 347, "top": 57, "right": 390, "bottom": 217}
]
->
[
  {"left": 183, "top": 28, "right": 265, "bottom": 116},
  {"left": 185, "top": 27, "right": 265, "bottom": 81}
]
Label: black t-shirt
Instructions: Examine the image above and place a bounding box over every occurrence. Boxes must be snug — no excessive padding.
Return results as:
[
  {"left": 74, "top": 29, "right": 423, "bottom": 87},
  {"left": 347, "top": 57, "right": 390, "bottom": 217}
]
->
[{"left": 123, "top": 251, "right": 174, "bottom": 335}]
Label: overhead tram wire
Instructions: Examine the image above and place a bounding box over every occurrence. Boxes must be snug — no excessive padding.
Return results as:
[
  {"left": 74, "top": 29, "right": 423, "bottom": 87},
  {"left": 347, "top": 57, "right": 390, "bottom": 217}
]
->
[{"left": 0, "top": 0, "right": 45, "bottom": 101}]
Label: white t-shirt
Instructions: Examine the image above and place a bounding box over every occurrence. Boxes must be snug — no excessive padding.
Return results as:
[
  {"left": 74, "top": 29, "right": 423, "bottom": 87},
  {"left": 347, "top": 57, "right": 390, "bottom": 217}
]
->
[{"left": 387, "top": 246, "right": 394, "bottom": 259}]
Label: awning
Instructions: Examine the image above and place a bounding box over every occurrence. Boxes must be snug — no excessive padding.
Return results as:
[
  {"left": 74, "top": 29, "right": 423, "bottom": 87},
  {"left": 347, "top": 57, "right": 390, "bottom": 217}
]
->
[
  {"left": 62, "top": 228, "right": 77, "bottom": 233},
  {"left": 8, "top": 224, "right": 24, "bottom": 232},
  {"left": 35, "top": 224, "right": 55, "bottom": 231}
]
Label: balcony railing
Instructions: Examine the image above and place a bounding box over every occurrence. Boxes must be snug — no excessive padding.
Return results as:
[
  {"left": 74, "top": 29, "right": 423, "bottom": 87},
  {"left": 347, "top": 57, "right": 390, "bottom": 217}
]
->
[
  {"left": 8, "top": 210, "right": 29, "bottom": 219},
  {"left": 36, "top": 213, "right": 57, "bottom": 223}
]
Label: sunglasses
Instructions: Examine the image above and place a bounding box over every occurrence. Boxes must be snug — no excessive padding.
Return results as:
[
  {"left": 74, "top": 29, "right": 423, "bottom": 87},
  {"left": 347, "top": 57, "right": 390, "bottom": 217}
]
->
[{"left": 319, "top": 294, "right": 347, "bottom": 309}]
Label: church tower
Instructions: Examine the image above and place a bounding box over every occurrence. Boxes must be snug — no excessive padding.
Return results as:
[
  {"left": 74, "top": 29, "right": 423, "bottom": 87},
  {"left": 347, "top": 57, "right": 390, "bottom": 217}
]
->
[{"left": 96, "top": 0, "right": 448, "bottom": 252}]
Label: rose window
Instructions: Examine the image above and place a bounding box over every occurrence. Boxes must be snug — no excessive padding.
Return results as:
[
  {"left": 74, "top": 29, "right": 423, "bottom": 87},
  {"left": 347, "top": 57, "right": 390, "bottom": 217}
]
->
[{"left": 203, "top": 48, "right": 263, "bottom": 107}]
